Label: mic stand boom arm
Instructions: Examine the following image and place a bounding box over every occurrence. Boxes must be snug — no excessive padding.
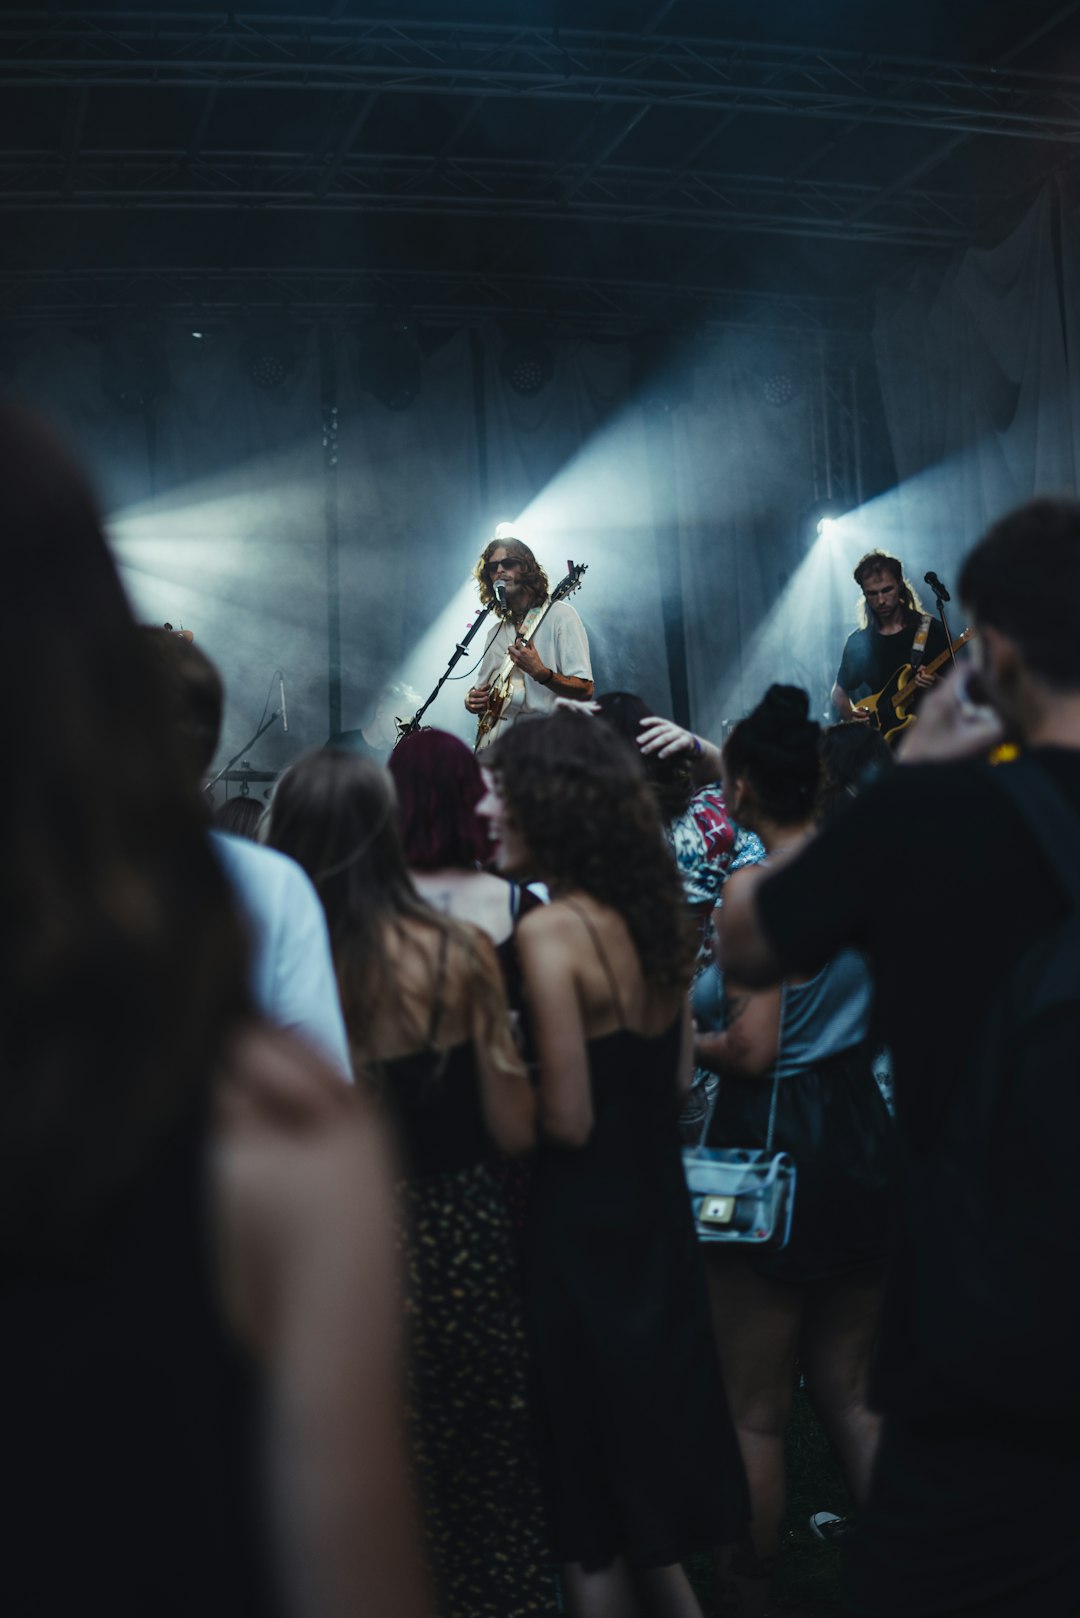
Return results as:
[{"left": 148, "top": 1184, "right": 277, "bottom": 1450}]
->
[{"left": 397, "top": 602, "right": 497, "bottom": 738}]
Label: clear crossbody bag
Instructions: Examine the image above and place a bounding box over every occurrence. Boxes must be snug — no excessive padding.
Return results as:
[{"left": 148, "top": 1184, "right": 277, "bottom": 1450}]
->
[{"left": 682, "top": 984, "right": 796, "bottom": 1246}]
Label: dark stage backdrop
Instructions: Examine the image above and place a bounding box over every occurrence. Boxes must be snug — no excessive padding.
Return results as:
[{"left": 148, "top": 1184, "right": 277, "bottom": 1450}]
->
[
  {"left": 8, "top": 319, "right": 825, "bottom": 781},
  {"left": 10, "top": 201, "right": 1080, "bottom": 786},
  {"left": 871, "top": 183, "right": 1079, "bottom": 602}
]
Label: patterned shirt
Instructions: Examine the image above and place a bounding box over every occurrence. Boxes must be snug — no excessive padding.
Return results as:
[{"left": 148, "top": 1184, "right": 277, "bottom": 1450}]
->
[{"left": 667, "top": 784, "right": 758, "bottom": 909}]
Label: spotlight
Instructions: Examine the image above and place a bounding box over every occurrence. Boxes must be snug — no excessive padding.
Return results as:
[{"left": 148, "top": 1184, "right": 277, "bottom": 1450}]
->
[
  {"left": 355, "top": 310, "right": 421, "bottom": 411},
  {"left": 239, "top": 318, "right": 297, "bottom": 390},
  {"left": 500, "top": 332, "right": 554, "bottom": 397},
  {"left": 803, "top": 500, "right": 847, "bottom": 546},
  {"left": 102, "top": 319, "right": 168, "bottom": 413},
  {"left": 494, "top": 520, "right": 521, "bottom": 541}
]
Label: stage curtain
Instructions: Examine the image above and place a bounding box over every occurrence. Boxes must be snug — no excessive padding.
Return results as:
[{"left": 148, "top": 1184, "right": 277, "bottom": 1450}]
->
[{"left": 871, "top": 184, "right": 1075, "bottom": 608}]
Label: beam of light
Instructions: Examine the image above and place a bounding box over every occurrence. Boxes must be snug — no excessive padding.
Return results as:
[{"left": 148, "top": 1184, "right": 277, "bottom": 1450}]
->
[
  {"left": 105, "top": 453, "right": 332, "bottom": 774},
  {"left": 387, "top": 571, "right": 499, "bottom": 746},
  {"left": 387, "top": 403, "right": 683, "bottom": 732},
  {"left": 703, "top": 518, "right": 856, "bottom": 739},
  {"left": 703, "top": 446, "right": 1004, "bottom": 743}
]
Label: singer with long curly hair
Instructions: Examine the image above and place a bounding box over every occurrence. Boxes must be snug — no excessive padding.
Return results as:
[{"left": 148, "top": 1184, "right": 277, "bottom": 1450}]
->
[{"left": 465, "top": 527, "right": 592, "bottom": 748}]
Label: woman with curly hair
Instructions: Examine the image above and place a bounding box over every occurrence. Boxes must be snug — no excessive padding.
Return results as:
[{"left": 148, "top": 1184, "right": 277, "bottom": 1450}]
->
[
  {"left": 264, "top": 750, "right": 557, "bottom": 1618},
  {"left": 479, "top": 711, "right": 749, "bottom": 1618},
  {"left": 695, "top": 687, "right": 893, "bottom": 1616},
  {"left": 595, "top": 691, "right": 763, "bottom": 1143}
]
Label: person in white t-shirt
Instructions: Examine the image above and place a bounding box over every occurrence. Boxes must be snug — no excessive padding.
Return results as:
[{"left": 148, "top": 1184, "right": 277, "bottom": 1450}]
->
[
  {"left": 465, "top": 532, "right": 592, "bottom": 750},
  {"left": 142, "top": 628, "right": 352, "bottom": 1080}
]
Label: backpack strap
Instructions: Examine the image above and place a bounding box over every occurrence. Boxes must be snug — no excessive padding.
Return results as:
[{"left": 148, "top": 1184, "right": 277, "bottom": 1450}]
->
[{"left": 989, "top": 757, "right": 1080, "bottom": 907}]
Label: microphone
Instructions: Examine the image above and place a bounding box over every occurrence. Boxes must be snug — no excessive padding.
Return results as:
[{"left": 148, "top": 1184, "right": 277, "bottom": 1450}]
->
[
  {"left": 494, "top": 581, "right": 507, "bottom": 609},
  {"left": 924, "top": 571, "right": 951, "bottom": 602},
  {"left": 278, "top": 673, "right": 289, "bottom": 733}
]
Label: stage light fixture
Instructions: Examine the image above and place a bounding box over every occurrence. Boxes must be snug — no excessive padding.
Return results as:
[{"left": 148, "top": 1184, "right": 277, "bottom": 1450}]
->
[
  {"left": 804, "top": 500, "right": 847, "bottom": 546},
  {"left": 763, "top": 371, "right": 797, "bottom": 408},
  {"left": 239, "top": 318, "right": 297, "bottom": 390},
  {"left": 500, "top": 334, "right": 554, "bottom": 397}
]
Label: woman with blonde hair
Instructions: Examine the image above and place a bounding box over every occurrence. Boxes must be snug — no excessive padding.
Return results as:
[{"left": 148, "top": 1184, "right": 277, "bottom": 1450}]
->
[{"left": 266, "top": 749, "right": 556, "bottom": 1618}]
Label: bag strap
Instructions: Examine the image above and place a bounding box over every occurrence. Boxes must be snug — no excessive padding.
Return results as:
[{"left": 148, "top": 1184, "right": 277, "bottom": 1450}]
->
[
  {"left": 990, "top": 757, "right": 1080, "bottom": 907},
  {"left": 764, "top": 981, "right": 788, "bottom": 1154}
]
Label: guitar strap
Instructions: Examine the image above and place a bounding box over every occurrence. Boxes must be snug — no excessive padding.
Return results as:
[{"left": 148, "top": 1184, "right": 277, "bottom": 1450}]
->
[
  {"left": 908, "top": 613, "right": 932, "bottom": 671},
  {"left": 519, "top": 602, "right": 545, "bottom": 643}
]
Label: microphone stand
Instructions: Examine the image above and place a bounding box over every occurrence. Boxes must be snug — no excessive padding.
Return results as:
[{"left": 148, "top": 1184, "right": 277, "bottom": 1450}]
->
[
  {"left": 397, "top": 601, "right": 499, "bottom": 738},
  {"left": 928, "top": 580, "right": 958, "bottom": 668}
]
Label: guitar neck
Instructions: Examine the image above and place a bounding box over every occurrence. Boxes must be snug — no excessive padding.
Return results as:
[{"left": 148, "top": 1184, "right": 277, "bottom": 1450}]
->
[
  {"left": 920, "top": 628, "right": 973, "bottom": 681},
  {"left": 883, "top": 628, "right": 974, "bottom": 719},
  {"left": 919, "top": 627, "right": 977, "bottom": 686}
]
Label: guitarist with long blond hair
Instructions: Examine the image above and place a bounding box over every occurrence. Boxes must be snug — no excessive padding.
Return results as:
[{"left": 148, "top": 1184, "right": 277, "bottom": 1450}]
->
[
  {"left": 465, "top": 528, "right": 592, "bottom": 749},
  {"left": 831, "top": 550, "right": 950, "bottom": 734}
]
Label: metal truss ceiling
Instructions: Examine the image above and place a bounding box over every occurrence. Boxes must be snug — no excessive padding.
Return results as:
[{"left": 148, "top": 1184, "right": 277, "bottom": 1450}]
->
[
  {"left": 5, "top": 12, "right": 1080, "bottom": 141},
  {"left": 0, "top": 150, "right": 974, "bottom": 247},
  {"left": 0, "top": 265, "right": 857, "bottom": 337}
]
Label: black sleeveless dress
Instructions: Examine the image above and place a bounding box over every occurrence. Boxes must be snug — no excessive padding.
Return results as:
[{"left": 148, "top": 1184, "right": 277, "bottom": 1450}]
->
[
  {"left": 2, "top": 1109, "right": 276, "bottom": 1618},
  {"left": 521, "top": 913, "right": 749, "bottom": 1572},
  {"left": 380, "top": 982, "right": 558, "bottom": 1618}
]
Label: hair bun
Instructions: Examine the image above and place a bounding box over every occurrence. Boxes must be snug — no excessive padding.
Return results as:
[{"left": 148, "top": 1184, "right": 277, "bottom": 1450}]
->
[
  {"left": 761, "top": 685, "right": 810, "bottom": 724},
  {"left": 738, "top": 684, "right": 819, "bottom": 770}
]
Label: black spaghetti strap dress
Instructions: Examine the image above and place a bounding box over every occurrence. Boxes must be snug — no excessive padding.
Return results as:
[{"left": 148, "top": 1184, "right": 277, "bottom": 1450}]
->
[
  {"left": 522, "top": 906, "right": 749, "bottom": 1572},
  {"left": 379, "top": 937, "right": 557, "bottom": 1618}
]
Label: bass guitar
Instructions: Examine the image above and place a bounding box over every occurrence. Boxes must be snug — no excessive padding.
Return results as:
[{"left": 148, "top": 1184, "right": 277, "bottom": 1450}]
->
[
  {"left": 853, "top": 628, "right": 974, "bottom": 743},
  {"left": 474, "top": 561, "right": 587, "bottom": 750}
]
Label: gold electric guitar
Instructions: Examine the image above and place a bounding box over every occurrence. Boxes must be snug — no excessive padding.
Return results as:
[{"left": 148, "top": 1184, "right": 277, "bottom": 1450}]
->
[
  {"left": 474, "top": 561, "right": 587, "bottom": 750},
  {"left": 853, "top": 628, "right": 975, "bottom": 743}
]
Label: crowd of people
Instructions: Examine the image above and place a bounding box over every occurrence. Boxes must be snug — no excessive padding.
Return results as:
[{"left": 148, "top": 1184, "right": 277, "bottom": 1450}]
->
[{"left": 4, "top": 397, "right": 1079, "bottom": 1618}]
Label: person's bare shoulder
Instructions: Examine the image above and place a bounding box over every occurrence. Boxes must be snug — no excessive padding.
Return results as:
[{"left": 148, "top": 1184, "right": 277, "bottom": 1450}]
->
[{"left": 515, "top": 901, "right": 586, "bottom": 963}]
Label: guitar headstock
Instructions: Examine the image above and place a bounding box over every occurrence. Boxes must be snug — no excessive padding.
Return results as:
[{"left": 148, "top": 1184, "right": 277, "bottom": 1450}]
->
[{"left": 551, "top": 561, "right": 587, "bottom": 603}]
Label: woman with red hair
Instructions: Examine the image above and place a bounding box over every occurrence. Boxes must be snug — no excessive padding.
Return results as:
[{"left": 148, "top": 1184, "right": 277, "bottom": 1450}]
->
[{"left": 389, "top": 727, "right": 542, "bottom": 1004}]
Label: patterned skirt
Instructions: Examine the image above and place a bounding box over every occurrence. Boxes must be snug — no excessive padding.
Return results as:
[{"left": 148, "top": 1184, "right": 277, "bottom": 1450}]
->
[{"left": 402, "top": 1160, "right": 558, "bottom": 1618}]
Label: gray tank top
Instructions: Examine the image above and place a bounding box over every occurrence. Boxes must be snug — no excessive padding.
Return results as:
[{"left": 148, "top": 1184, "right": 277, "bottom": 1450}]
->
[{"left": 692, "top": 950, "right": 872, "bottom": 1080}]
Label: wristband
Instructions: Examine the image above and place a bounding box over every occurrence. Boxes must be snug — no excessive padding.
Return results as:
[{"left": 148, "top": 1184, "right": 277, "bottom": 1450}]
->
[{"left": 538, "top": 667, "right": 554, "bottom": 686}]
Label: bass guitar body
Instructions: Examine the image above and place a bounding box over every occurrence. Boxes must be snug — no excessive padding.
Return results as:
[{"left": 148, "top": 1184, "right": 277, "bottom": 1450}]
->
[
  {"left": 853, "top": 627, "right": 974, "bottom": 744},
  {"left": 855, "top": 664, "right": 922, "bottom": 744}
]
